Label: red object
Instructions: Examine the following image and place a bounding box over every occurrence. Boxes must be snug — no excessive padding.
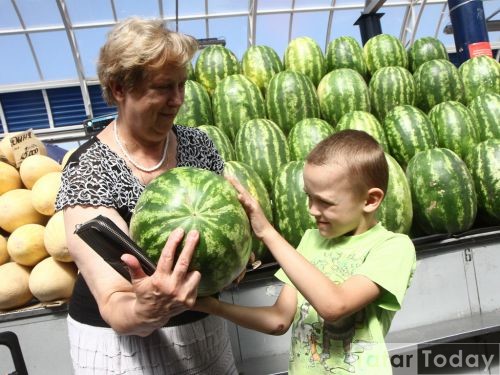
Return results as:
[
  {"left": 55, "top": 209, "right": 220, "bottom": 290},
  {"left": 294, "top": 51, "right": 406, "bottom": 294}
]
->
[{"left": 468, "top": 42, "right": 493, "bottom": 58}]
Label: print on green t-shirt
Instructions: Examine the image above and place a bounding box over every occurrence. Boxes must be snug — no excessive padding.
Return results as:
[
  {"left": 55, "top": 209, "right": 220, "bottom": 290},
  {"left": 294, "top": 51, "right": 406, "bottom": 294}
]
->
[{"left": 275, "top": 223, "right": 416, "bottom": 374}]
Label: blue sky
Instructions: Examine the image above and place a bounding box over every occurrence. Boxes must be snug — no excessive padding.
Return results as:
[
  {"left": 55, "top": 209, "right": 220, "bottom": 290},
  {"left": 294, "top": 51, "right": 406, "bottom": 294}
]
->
[{"left": 0, "top": 0, "right": 498, "bottom": 88}]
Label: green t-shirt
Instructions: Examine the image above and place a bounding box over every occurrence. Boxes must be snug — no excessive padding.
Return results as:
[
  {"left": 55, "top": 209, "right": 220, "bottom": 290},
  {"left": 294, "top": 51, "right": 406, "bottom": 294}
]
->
[{"left": 275, "top": 223, "right": 416, "bottom": 374}]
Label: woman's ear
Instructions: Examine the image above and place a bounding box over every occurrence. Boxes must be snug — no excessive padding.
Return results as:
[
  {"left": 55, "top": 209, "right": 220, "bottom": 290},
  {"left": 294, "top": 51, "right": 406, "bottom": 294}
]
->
[
  {"left": 109, "top": 81, "right": 125, "bottom": 103},
  {"left": 363, "top": 188, "right": 385, "bottom": 213}
]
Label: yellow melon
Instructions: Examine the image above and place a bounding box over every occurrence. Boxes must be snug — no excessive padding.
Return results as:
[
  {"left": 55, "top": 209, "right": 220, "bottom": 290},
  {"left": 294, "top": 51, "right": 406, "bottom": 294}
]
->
[
  {"left": 0, "top": 189, "right": 48, "bottom": 233},
  {"left": 44, "top": 211, "right": 72, "bottom": 262},
  {"left": 0, "top": 161, "right": 23, "bottom": 195},
  {"left": 7, "top": 223, "right": 49, "bottom": 266},
  {"left": 29, "top": 257, "right": 77, "bottom": 302},
  {"left": 0, "top": 134, "right": 18, "bottom": 166},
  {"left": 0, "top": 234, "right": 9, "bottom": 265},
  {"left": 0, "top": 262, "right": 33, "bottom": 310},
  {"left": 19, "top": 154, "right": 62, "bottom": 189},
  {"left": 61, "top": 147, "right": 77, "bottom": 168},
  {"left": 0, "top": 132, "right": 47, "bottom": 167},
  {"left": 31, "top": 171, "right": 62, "bottom": 216}
]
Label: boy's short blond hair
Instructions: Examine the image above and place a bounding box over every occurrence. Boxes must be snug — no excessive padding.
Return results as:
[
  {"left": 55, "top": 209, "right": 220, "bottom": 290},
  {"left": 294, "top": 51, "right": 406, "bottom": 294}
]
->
[
  {"left": 306, "top": 129, "right": 389, "bottom": 197},
  {"left": 97, "top": 17, "right": 198, "bottom": 105}
]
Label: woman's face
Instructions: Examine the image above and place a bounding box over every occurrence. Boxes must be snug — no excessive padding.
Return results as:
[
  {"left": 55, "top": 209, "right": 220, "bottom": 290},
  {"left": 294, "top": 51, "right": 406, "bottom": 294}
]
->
[{"left": 120, "top": 63, "right": 187, "bottom": 141}]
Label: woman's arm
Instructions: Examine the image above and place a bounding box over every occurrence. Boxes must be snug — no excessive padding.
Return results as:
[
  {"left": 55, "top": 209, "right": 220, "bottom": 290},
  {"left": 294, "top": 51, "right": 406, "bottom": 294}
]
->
[
  {"left": 64, "top": 205, "right": 201, "bottom": 336},
  {"left": 194, "top": 284, "right": 297, "bottom": 335}
]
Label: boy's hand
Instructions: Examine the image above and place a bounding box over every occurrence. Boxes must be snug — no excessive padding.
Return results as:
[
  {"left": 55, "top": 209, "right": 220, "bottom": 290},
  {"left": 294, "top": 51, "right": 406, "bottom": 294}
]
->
[{"left": 226, "top": 176, "right": 273, "bottom": 240}]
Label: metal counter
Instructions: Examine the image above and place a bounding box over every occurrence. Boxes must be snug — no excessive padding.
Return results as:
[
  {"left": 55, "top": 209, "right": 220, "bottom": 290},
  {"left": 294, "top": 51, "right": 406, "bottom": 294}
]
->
[{"left": 1, "top": 227, "right": 499, "bottom": 374}]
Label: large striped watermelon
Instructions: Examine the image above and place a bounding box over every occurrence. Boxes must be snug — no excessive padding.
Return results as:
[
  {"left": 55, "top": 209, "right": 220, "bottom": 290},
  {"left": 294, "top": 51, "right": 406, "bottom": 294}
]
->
[
  {"left": 266, "top": 71, "right": 321, "bottom": 135},
  {"left": 242, "top": 45, "right": 283, "bottom": 97},
  {"left": 336, "top": 111, "right": 389, "bottom": 152},
  {"left": 326, "top": 36, "right": 368, "bottom": 78},
  {"left": 223, "top": 161, "right": 273, "bottom": 260},
  {"left": 428, "top": 101, "right": 478, "bottom": 160},
  {"left": 129, "top": 167, "right": 252, "bottom": 296},
  {"left": 317, "top": 68, "right": 370, "bottom": 126},
  {"left": 273, "top": 160, "right": 315, "bottom": 247},
  {"left": 413, "top": 59, "right": 465, "bottom": 112},
  {"left": 284, "top": 36, "right": 326, "bottom": 87},
  {"left": 406, "top": 148, "right": 477, "bottom": 235},
  {"left": 174, "top": 80, "right": 213, "bottom": 127},
  {"left": 468, "top": 92, "right": 500, "bottom": 141},
  {"left": 235, "top": 118, "right": 290, "bottom": 194},
  {"left": 195, "top": 45, "right": 240, "bottom": 95},
  {"left": 464, "top": 139, "right": 500, "bottom": 224},
  {"left": 459, "top": 55, "right": 500, "bottom": 104},
  {"left": 212, "top": 74, "right": 266, "bottom": 141},
  {"left": 369, "top": 66, "right": 415, "bottom": 121},
  {"left": 288, "top": 118, "right": 333, "bottom": 161},
  {"left": 383, "top": 105, "right": 438, "bottom": 168},
  {"left": 407, "top": 37, "right": 449, "bottom": 73},
  {"left": 197, "top": 125, "right": 235, "bottom": 162},
  {"left": 363, "top": 34, "right": 408, "bottom": 76},
  {"left": 377, "top": 153, "right": 413, "bottom": 234}
]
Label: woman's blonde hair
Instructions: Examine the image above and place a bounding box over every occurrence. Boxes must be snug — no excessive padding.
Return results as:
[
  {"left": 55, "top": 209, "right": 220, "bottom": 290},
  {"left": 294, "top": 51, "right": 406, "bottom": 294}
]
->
[{"left": 97, "top": 17, "right": 198, "bottom": 105}]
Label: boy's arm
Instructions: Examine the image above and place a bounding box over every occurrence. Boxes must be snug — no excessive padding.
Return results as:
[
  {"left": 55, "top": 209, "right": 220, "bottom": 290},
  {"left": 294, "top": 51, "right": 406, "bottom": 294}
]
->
[
  {"left": 262, "top": 226, "right": 381, "bottom": 322},
  {"left": 228, "top": 176, "right": 380, "bottom": 323},
  {"left": 194, "top": 284, "right": 297, "bottom": 335}
]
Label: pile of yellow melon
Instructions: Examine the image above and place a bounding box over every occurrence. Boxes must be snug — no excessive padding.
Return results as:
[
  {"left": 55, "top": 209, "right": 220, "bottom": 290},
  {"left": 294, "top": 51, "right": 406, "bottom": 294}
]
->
[{"left": 0, "top": 135, "right": 77, "bottom": 312}]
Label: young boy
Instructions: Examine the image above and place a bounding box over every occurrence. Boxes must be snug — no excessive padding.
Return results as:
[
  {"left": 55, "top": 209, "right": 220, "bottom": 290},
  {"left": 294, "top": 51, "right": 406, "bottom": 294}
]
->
[{"left": 195, "top": 129, "right": 416, "bottom": 374}]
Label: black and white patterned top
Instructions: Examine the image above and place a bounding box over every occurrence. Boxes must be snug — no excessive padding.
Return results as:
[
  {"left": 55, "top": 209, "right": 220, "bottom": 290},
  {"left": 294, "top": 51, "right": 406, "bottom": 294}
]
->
[
  {"left": 55, "top": 124, "right": 224, "bottom": 327},
  {"left": 56, "top": 124, "right": 224, "bottom": 224}
]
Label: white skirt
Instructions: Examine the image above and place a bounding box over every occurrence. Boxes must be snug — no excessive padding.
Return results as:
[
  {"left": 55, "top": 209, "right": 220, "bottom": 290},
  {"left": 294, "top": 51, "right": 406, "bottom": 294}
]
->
[{"left": 67, "top": 315, "right": 238, "bottom": 375}]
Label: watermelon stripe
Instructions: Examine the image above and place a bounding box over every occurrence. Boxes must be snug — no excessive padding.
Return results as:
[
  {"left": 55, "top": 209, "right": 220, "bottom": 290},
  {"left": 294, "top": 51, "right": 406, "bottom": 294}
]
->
[
  {"left": 459, "top": 55, "right": 500, "bottom": 104},
  {"left": 369, "top": 66, "right": 415, "bottom": 121},
  {"left": 235, "top": 118, "right": 290, "bottom": 195},
  {"left": 175, "top": 80, "right": 213, "bottom": 126},
  {"left": 376, "top": 153, "right": 413, "bottom": 233},
  {"left": 212, "top": 74, "right": 266, "bottom": 142},
  {"left": 288, "top": 118, "right": 333, "bottom": 160},
  {"left": 242, "top": 45, "right": 283, "bottom": 96},
  {"left": 468, "top": 92, "right": 500, "bottom": 141},
  {"left": 266, "top": 71, "right": 321, "bottom": 134},
  {"left": 383, "top": 105, "right": 437, "bottom": 168},
  {"left": 326, "top": 36, "right": 367, "bottom": 78},
  {"left": 414, "top": 59, "right": 465, "bottom": 112},
  {"left": 197, "top": 125, "right": 235, "bottom": 161},
  {"left": 223, "top": 161, "right": 273, "bottom": 260},
  {"left": 408, "top": 37, "right": 449, "bottom": 73},
  {"left": 284, "top": 36, "right": 326, "bottom": 87},
  {"left": 406, "top": 148, "right": 477, "bottom": 234},
  {"left": 317, "top": 68, "right": 370, "bottom": 126},
  {"left": 336, "top": 111, "right": 389, "bottom": 152},
  {"left": 273, "top": 161, "right": 315, "bottom": 247},
  {"left": 465, "top": 140, "right": 500, "bottom": 223},
  {"left": 130, "top": 167, "right": 252, "bottom": 296},
  {"left": 195, "top": 45, "right": 241, "bottom": 95},
  {"left": 363, "top": 34, "right": 408, "bottom": 75},
  {"left": 428, "top": 101, "right": 478, "bottom": 160}
]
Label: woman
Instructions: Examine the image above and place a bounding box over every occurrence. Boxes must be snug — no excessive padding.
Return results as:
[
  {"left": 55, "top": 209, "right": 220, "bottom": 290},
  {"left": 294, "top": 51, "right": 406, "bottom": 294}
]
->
[{"left": 56, "top": 17, "right": 238, "bottom": 374}]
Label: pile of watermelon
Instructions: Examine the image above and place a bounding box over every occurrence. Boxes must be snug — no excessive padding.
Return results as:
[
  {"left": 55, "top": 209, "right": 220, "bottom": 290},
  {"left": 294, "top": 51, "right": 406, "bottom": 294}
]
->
[{"left": 133, "top": 35, "right": 499, "bottom": 282}]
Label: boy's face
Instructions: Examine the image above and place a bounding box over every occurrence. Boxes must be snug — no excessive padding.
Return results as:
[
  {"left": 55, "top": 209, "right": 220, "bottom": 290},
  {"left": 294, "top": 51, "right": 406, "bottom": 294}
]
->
[{"left": 303, "top": 162, "right": 368, "bottom": 239}]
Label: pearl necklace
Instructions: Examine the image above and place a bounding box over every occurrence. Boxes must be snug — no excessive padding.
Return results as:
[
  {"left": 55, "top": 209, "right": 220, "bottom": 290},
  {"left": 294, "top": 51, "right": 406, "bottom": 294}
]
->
[{"left": 113, "top": 121, "right": 169, "bottom": 172}]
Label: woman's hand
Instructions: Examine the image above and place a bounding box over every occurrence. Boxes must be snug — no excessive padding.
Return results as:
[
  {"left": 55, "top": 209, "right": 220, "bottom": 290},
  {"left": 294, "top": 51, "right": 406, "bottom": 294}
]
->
[
  {"left": 226, "top": 176, "right": 273, "bottom": 240},
  {"left": 121, "top": 228, "right": 201, "bottom": 332}
]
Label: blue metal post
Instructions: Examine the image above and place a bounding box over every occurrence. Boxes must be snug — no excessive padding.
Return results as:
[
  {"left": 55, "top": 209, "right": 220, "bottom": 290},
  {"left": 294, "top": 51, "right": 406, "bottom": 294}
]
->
[{"left": 448, "top": 0, "right": 492, "bottom": 64}]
